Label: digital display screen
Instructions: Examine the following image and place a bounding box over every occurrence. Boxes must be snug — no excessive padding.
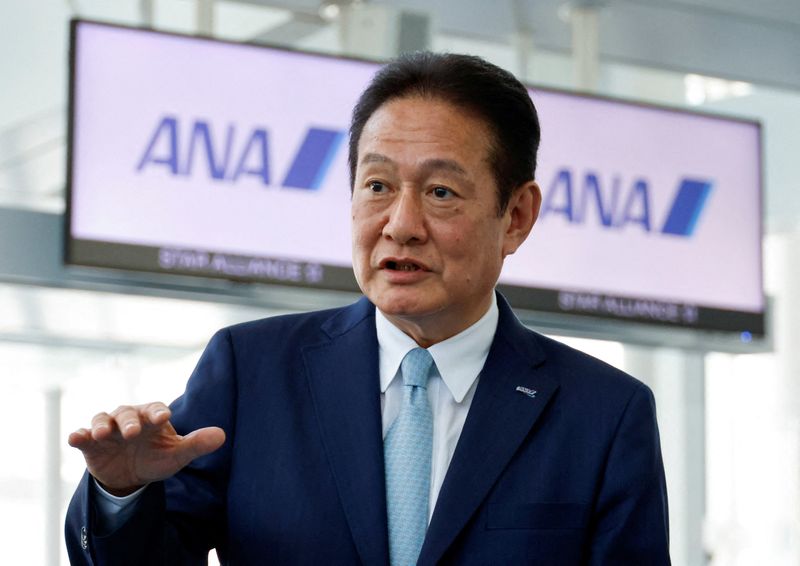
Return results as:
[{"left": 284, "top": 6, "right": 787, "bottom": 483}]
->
[{"left": 67, "top": 20, "right": 764, "bottom": 335}]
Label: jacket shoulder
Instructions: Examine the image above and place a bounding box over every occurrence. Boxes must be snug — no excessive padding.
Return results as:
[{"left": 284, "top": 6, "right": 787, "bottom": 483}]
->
[
  {"left": 217, "top": 298, "right": 374, "bottom": 353},
  {"left": 517, "top": 326, "right": 652, "bottom": 410}
]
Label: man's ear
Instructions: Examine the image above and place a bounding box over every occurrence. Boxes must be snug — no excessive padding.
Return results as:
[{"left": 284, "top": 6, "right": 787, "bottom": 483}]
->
[{"left": 502, "top": 181, "right": 541, "bottom": 257}]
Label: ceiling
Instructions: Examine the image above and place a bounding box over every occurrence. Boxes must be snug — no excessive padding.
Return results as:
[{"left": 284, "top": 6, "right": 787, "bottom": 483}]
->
[{"left": 238, "top": 0, "right": 800, "bottom": 90}]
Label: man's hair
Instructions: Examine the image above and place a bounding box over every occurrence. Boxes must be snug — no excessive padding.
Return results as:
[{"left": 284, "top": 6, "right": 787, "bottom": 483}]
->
[{"left": 348, "top": 51, "right": 541, "bottom": 214}]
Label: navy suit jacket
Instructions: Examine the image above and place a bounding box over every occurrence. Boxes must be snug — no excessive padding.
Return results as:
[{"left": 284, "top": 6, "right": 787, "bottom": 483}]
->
[{"left": 66, "top": 294, "right": 670, "bottom": 565}]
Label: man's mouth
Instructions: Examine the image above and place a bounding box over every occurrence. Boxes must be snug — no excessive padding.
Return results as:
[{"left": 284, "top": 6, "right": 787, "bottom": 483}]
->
[{"left": 381, "top": 259, "right": 426, "bottom": 272}]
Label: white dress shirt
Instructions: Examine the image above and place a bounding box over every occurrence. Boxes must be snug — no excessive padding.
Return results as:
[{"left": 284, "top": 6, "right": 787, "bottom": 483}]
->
[
  {"left": 95, "top": 294, "right": 499, "bottom": 529},
  {"left": 377, "top": 293, "right": 498, "bottom": 522}
]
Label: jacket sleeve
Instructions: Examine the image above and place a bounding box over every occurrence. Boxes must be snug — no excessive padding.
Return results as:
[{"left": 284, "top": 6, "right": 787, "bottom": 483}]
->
[
  {"left": 587, "top": 382, "right": 671, "bottom": 565},
  {"left": 65, "top": 328, "right": 238, "bottom": 565}
]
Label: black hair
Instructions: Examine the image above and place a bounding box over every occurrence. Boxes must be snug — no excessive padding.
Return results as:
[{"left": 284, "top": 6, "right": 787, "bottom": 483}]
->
[{"left": 348, "top": 51, "right": 540, "bottom": 214}]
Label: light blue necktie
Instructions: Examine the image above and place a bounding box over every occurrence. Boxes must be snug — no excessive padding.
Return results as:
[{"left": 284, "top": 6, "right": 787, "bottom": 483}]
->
[{"left": 384, "top": 348, "right": 434, "bottom": 566}]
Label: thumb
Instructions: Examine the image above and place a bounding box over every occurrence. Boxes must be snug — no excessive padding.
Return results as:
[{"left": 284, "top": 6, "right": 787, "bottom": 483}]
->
[{"left": 175, "top": 427, "right": 226, "bottom": 468}]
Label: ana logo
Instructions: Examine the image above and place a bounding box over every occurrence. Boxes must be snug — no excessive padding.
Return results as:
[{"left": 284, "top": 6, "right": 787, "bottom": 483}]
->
[
  {"left": 660, "top": 178, "right": 715, "bottom": 237},
  {"left": 541, "top": 168, "right": 713, "bottom": 237},
  {"left": 136, "top": 116, "right": 345, "bottom": 190}
]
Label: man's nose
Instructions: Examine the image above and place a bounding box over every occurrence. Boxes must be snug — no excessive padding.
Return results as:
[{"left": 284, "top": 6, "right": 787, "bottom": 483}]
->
[{"left": 382, "top": 189, "right": 427, "bottom": 245}]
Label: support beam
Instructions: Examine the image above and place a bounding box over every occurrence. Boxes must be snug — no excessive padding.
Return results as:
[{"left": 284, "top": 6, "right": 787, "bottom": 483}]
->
[
  {"left": 774, "top": 231, "right": 800, "bottom": 541},
  {"left": 571, "top": 6, "right": 600, "bottom": 91},
  {"left": 628, "top": 347, "right": 707, "bottom": 566},
  {"left": 511, "top": 0, "right": 535, "bottom": 83},
  {"left": 44, "top": 385, "right": 62, "bottom": 566},
  {"left": 196, "top": 0, "right": 215, "bottom": 36},
  {"left": 140, "top": 0, "right": 154, "bottom": 27},
  {"left": 337, "top": 4, "right": 430, "bottom": 60}
]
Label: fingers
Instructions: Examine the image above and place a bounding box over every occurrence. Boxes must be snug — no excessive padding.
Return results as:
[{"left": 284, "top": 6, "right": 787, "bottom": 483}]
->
[
  {"left": 175, "top": 427, "right": 226, "bottom": 468},
  {"left": 76, "top": 402, "right": 172, "bottom": 446},
  {"left": 141, "top": 402, "right": 171, "bottom": 426},
  {"left": 90, "top": 411, "right": 116, "bottom": 440},
  {"left": 109, "top": 405, "right": 146, "bottom": 439},
  {"left": 67, "top": 428, "right": 92, "bottom": 449},
  {"left": 68, "top": 404, "right": 224, "bottom": 473}
]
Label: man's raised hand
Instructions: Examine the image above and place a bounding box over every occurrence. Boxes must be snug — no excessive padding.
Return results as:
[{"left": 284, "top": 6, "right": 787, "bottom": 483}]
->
[{"left": 67, "top": 402, "right": 226, "bottom": 496}]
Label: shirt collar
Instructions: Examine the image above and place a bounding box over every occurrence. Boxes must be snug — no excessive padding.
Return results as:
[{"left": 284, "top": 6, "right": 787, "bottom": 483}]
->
[{"left": 376, "top": 293, "right": 499, "bottom": 403}]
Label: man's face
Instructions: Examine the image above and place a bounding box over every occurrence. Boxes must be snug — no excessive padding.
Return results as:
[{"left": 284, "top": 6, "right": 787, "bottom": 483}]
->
[{"left": 351, "top": 96, "right": 535, "bottom": 345}]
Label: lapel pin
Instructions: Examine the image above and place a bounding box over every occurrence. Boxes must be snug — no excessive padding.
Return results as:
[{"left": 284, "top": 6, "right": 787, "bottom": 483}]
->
[{"left": 515, "top": 386, "right": 538, "bottom": 398}]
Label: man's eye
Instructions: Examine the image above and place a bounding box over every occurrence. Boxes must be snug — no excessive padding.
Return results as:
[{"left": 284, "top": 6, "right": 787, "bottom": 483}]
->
[
  {"left": 432, "top": 186, "right": 454, "bottom": 199},
  {"left": 369, "top": 181, "right": 386, "bottom": 193}
]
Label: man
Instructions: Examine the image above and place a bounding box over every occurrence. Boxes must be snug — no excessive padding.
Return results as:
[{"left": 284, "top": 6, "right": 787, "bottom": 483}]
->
[{"left": 66, "top": 52, "right": 670, "bottom": 565}]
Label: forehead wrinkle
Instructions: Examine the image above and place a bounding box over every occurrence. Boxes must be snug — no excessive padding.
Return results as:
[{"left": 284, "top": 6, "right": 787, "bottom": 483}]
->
[
  {"left": 418, "top": 158, "right": 468, "bottom": 178},
  {"left": 359, "top": 151, "right": 469, "bottom": 176}
]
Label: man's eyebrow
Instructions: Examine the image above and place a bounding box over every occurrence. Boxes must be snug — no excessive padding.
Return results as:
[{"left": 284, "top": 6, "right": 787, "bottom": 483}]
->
[{"left": 360, "top": 153, "right": 394, "bottom": 166}]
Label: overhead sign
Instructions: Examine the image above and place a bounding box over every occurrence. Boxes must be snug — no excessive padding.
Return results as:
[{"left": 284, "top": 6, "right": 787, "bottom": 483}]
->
[{"left": 67, "top": 20, "right": 764, "bottom": 335}]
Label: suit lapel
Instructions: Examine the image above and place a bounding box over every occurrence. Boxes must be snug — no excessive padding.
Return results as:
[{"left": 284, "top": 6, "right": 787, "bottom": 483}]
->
[
  {"left": 303, "top": 299, "right": 389, "bottom": 566},
  {"left": 418, "top": 297, "right": 559, "bottom": 565}
]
